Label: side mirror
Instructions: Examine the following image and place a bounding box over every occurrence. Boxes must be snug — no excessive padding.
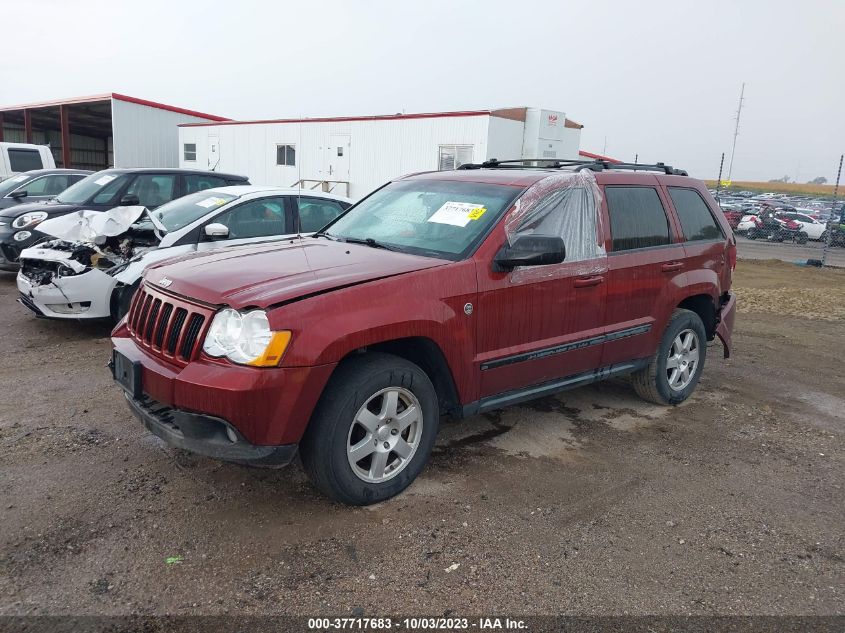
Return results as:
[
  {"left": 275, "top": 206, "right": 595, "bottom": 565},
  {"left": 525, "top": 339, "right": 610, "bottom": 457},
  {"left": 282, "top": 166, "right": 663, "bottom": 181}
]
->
[
  {"left": 493, "top": 234, "right": 566, "bottom": 272},
  {"left": 10, "top": 190, "right": 27, "bottom": 200},
  {"left": 204, "top": 223, "right": 229, "bottom": 240},
  {"left": 119, "top": 194, "right": 140, "bottom": 206}
]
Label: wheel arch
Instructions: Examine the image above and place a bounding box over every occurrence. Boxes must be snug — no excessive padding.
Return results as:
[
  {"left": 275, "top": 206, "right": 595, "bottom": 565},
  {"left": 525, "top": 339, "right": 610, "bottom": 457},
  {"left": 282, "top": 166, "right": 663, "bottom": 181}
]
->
[
  {"left": 677, "top": 293, "right": 717, "bottom": 340},
  {"left": 333, "top": 336, "right": 462, "bottom": 419}
]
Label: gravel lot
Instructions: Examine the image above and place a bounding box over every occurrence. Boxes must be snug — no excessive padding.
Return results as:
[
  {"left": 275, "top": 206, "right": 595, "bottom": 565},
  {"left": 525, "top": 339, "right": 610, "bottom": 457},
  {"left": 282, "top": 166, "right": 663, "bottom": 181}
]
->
[{"left": 0, "top": 260, "right": 843, "bottom": 617}]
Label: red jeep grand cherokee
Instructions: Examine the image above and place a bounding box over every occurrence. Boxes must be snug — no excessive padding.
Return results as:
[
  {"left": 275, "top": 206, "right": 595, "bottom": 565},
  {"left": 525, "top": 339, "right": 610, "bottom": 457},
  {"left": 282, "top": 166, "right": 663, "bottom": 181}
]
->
[{"left": 111, "top": 159, "right": 736, "bottom": 505}]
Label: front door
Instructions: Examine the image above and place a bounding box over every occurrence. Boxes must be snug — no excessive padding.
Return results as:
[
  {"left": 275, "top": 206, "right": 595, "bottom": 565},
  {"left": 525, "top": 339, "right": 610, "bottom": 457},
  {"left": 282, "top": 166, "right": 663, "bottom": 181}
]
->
[
  {"left": 474, "top": 184, "right": 608, "bottom": 398},
  {"left": 326, "top": 134, "right": 350, "bottom": 186},
  {"left": 207, "top": 134, "right": 220, "bottom": 171}
]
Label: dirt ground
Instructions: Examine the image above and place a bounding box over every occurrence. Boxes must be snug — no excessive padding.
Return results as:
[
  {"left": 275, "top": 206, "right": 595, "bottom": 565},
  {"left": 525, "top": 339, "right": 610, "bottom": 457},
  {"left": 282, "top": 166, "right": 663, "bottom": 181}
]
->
[{"left": 0, "top": 259, "right": 842, "bottom": 617}]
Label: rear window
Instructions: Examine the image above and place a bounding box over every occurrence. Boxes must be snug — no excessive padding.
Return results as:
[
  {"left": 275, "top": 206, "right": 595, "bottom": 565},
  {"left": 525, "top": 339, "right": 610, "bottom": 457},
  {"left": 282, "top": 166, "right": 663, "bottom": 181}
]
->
[
  {"left": 605, "top": 186, "right": 670, "bottom": 251},
  {"left": 668, "top": 187, "right": 723, "bottom": 242},
  {"left": 8, "top": 149, "right": 43, "bottom": 172}
]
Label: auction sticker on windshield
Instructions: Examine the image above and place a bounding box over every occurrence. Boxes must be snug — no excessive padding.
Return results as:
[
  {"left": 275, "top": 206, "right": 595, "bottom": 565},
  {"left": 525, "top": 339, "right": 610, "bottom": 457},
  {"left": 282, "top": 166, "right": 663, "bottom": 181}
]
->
[
  {"left": 94, "top": 175, "right": 117, "bottom": 186},
  {"left": 427, "top": 201, "right": 487, "bottom": 227},
  {"left": 196, "top": 196, "right": 228, "bottom": 209}
]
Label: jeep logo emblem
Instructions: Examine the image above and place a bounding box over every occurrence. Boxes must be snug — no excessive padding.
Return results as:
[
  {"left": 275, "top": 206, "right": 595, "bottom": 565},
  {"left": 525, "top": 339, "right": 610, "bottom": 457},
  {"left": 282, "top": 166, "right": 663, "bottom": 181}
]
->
[{"left": 158, "top": 277, "right": 173, "bottom": 288}]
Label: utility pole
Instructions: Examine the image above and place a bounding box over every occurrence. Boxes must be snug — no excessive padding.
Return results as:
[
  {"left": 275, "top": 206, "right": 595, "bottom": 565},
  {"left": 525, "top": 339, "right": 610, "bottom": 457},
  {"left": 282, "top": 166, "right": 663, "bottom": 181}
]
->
[
  {"left": 726, "top": 82, "right": 745, "bottom": 183},
  {"left": 716, "top": 152, "right": 725, "bottom": 201}
]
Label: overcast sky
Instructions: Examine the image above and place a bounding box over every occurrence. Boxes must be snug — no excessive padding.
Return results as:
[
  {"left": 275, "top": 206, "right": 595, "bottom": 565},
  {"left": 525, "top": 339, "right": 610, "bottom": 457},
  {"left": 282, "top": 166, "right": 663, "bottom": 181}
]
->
[{"left": 4, "top": 0, "right": 843, "bottom": 182}]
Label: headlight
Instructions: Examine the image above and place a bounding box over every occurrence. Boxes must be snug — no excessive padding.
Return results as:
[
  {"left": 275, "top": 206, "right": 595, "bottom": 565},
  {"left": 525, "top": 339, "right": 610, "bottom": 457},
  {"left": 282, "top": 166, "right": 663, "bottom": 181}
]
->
[
  {"left": 202, "top": 308, "right": 291, "bottom": 367},
  {"left": 13, "top": 230, "right": 32, "bottom": 242},
  {"left": 12, "top": 211, "right": 48, "bottom": 229}
]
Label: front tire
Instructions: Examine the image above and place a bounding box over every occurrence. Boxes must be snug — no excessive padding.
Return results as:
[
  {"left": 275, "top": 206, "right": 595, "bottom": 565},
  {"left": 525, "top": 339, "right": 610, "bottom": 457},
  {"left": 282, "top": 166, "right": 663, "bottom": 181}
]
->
[
  {"left": 631, "top": 309, "right": 708, "bottom": 405},
  {"left": 299, "top": 353, "right": 439, "bottom": 505}
]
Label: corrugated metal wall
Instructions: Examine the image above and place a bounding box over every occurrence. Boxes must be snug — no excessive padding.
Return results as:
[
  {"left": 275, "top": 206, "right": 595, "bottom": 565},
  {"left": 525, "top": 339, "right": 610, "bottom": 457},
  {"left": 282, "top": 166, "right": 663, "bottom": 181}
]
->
[
  {"left": 180, "top": 115, "right": 495, "bottom": 199},
  {"left": 3, "top": 123, "right": 113, "bottom": 170},
  {"left": 111, "top": 99, "right": 220, "bottom": 168}
]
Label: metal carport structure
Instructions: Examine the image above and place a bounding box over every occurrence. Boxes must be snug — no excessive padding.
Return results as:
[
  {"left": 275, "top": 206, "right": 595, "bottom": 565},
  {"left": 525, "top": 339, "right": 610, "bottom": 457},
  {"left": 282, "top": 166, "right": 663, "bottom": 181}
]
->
[{"left": 0, "top": 93, "right": 229, "bottom": 171}]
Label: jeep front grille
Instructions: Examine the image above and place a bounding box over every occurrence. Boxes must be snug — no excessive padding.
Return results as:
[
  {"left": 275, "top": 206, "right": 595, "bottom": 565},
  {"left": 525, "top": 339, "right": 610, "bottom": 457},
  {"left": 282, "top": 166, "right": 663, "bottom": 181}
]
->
[{"left": 126, "top": 284, "right": 213, "bottom": 365}]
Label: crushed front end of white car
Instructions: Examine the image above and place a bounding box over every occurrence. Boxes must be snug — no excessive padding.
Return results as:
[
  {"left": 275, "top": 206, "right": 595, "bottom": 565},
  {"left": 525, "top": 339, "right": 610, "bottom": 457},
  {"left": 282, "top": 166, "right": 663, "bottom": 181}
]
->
[{"left": 17, "top": 206, "right": 159, "bottom": 319}]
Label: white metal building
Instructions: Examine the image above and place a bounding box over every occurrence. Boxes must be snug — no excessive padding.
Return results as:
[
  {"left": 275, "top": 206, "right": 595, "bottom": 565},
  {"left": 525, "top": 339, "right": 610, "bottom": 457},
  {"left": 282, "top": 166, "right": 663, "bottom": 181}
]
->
[
  {"left": 178, "top": 107, "right": 583, "bottom": 199},
  {"left": 0, "top": 94, "right": 229, "bottom": 171}
]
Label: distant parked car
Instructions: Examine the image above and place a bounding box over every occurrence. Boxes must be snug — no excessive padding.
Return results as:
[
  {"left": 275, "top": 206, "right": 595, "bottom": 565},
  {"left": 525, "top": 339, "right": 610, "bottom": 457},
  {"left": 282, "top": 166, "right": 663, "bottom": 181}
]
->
[
  {"left": 0, "top": 169, "right": 92, "bottom": 210},
  {"left": 0, "top": 142, "right": 56, "bottom": 180},
  {"left": 777, "top": 211, "right": 827, "bottom": 240},
  {"left": 0, "top": 168, "right": 249, "bottom": 272},
  {"left": 17, "top": 186, "right": 352, "bottom": 320}
]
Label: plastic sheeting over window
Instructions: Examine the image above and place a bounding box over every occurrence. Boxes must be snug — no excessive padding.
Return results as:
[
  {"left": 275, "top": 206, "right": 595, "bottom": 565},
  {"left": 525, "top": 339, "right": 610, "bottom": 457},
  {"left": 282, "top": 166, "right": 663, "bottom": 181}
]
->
[{"left": 504, "top": 170, "right": 606, "bottom": 281}]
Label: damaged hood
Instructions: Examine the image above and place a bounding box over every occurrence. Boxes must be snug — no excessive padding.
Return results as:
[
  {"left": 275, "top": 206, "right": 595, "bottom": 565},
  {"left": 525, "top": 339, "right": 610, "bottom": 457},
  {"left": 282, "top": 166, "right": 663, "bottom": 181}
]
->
[
  {"left": 144, "top": 237, "right": 449, "bottom": 309},
  {"left": 36, "top": 206, "right": 147, "bottom": 243}
]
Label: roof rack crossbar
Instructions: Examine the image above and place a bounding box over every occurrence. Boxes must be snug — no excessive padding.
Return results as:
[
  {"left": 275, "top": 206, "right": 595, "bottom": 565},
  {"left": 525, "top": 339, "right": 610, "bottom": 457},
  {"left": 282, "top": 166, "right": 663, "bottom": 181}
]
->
[{"left": 458, "top": 158, "right": 687, "bottom": 176}]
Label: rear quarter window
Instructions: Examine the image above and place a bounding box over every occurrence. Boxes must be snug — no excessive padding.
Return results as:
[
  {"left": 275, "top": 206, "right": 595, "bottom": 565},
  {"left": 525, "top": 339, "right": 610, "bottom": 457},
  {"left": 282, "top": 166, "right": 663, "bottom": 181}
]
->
[
  {"left": 605, "top": 186, "right": 671, "bottom": 251},
  {"left": 668, "top": 187, "right": 723, "bottom": 241}
]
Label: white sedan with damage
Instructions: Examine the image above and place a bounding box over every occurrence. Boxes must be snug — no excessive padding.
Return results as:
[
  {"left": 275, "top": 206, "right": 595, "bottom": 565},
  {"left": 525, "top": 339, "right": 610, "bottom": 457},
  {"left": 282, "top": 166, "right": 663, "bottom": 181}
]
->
[{"left": 17, "top": 186, "right": 352, "bottom": 320}]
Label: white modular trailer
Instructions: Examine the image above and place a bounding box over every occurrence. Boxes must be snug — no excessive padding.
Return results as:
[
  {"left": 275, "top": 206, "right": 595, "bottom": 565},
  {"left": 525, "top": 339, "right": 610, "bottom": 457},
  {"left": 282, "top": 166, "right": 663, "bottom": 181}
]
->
[{"left": 178, "top": 107, "right": 583, "bottom": 199}]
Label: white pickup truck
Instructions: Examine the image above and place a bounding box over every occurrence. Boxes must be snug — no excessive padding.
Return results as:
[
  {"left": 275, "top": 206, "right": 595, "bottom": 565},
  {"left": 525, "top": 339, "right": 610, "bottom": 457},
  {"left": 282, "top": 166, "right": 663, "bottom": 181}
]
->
[{"left": 0, "top": 142, "right": 56, "bottom": 180}]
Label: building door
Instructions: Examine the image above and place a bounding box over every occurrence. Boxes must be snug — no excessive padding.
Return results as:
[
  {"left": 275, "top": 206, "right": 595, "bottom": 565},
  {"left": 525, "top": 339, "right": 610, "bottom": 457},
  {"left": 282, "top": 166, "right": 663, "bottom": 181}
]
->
[
  {"left": 207, "top": 134, "right": 220, "bottom": 171},
  {"left": 326, "top": 134, "right": 350, "bottom": 183}
]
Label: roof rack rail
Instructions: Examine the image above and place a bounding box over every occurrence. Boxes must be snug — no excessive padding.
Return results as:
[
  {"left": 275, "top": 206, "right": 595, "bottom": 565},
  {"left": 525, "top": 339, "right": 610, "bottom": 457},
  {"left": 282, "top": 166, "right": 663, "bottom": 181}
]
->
[{"left": 458, "top": 158, "right": 688, "bottom": 176}]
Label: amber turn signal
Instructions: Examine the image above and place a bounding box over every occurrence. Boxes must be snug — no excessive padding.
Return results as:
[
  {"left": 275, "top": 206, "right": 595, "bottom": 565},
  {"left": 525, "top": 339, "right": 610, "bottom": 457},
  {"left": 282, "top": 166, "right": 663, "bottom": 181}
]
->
[{"left": 247, "top": 330, "right": 292, "bottom": 367}]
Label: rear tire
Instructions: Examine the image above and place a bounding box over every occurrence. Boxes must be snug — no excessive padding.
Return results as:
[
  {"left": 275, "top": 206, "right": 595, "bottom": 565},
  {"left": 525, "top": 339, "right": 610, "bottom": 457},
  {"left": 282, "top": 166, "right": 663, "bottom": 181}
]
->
[
  {"left": 631, "top": 309, "right": 708, "bottom": 406},
  {"left": 299, "top": 353, "right": 439, "bottom": 505},
  {"left": 796, "top": 231, "right": 808, "bottom": 245}
]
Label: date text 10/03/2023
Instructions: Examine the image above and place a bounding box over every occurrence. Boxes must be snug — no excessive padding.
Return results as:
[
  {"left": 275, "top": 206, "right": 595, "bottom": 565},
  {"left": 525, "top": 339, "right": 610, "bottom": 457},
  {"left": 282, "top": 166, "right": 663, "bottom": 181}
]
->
[{"left": 307, "top": 617, "right": 527, "bottom": 630}]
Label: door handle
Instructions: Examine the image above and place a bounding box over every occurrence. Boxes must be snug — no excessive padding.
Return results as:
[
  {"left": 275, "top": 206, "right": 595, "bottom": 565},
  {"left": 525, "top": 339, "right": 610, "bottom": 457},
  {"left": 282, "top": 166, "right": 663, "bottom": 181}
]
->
[
  {"left": 574, "top": 275, "right": 604, "bottom": 288},
  {"left": 661, "top": 262, "right": 684, "bottom": 272}
]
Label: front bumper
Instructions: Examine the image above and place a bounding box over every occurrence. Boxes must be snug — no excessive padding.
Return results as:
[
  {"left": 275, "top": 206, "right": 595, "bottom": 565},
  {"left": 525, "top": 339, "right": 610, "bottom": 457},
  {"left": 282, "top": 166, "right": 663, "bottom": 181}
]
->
[
  {"left": 112, "top": 329, "right": 337, "bottom": 447},
  {"left": 715, "top": 292, "right": 737, "bottom": 358},
  {"left": 123, "top": 392, "right": 297, "bottom": 466},
  {"left": 17, "top": 268, "right": 116, "bottom": 319}
]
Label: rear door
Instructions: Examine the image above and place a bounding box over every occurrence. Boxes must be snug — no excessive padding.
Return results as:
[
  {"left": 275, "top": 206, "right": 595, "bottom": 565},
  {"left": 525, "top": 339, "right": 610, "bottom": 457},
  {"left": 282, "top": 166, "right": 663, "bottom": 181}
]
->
[
  {"left": 599, "top": 176, "right": 687, "bottom": 366},
  {"left": 663, "top": 180, "right": 731, "bottom": 297}
]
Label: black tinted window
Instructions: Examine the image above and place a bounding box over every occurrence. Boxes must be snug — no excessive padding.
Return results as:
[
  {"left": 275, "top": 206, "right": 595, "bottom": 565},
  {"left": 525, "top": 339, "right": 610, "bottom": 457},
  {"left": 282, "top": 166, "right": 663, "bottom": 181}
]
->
[
  {"left": 8, "top": 149, "right": 43, "bottom": 172},
  {"left": 605, "top": 187, "right": 670, "bottom": 251},
  {"left": 184, "top": 174, "right": 227, "bottom": 194},
  {"left": 668, "top": 188, "right": 723, "bottom": 242}
]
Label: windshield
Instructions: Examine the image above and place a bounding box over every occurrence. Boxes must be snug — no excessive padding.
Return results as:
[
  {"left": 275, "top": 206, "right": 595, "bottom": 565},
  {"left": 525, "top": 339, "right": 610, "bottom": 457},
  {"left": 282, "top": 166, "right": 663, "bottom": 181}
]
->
[
  {"left": 324, "top": 179, "right": 522, "bottom": 259},
  {"left": 153, "top": 190, "right": 239, "bottom": 232},
  {"left": 0, "top": 173, "right": 32, "bottom": 197},
  {"left": 56, "top": 171, "right": 127, "bottom": 205}
]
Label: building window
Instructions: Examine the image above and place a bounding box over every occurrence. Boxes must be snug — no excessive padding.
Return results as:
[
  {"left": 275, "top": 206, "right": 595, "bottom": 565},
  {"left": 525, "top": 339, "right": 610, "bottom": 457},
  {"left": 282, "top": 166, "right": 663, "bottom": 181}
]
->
[
  {"left": 183, "top": 143, "right": 197, "bottom": 162},
  {"left": 276, "top": 144, "right": 296, "bottom": 166},
  {"left": 438, "top": 145, "right": 473, "bottom": 171}
]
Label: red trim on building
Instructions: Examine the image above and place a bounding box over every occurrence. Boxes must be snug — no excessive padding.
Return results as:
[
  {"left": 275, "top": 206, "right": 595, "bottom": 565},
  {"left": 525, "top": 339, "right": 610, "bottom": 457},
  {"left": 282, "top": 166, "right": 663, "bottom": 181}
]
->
[
  {"left": 0, "top": 93, "right": 228, "bottom": 121},
  {"left": 110, "top": 93, "right": 229, "bottom": 121},
  {"left": 579, "top": 150, "right": 621, "bottom": 163},
  {"left": 179, "top": 110, "right": 493, "bottom": 128}
]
